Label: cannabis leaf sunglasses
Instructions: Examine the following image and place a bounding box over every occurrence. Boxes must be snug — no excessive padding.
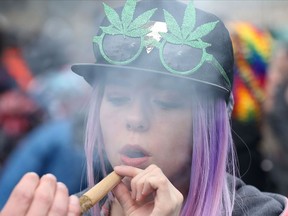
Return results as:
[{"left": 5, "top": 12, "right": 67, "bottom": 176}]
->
[{"left": 92, "top": 0, "right": 231, "bottom": 89}]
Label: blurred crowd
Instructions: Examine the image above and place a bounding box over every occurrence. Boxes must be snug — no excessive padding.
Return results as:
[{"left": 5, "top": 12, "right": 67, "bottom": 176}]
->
[
  {"left": 228, "top": 22, "right": 288, "bottom": 195},
  {"left": 0, "top": 13, "right": 90, "bottom": 208},
  {"left": 0, "top": 0, "right": 288, "bottom": 209}
]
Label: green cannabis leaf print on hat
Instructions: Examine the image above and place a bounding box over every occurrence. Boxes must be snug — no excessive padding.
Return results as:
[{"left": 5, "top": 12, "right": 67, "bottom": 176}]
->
[
  {"left": 92, "top": 0, "right": 231, "bottom": 88},
  {"left": 158, "top": 1, "right": 230, "bottom": 87},
  {"left": 93, "top": 0, "right": 157, "bottom": 65}
]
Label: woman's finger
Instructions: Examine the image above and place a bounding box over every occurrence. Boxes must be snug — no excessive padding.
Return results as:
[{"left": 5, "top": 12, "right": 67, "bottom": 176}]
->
[
  {"left": 114, "top": 165, "right": 144, "bottom": 177},
  {"left": 149, "top": 175, "right": 183, "bottom": 216},
  {"left": 130, "top": 170, "right": 148, "bottom": 201},
  {"left": 26, "top": 174, "right": 57, "bottom": 216},
  {"left": 67, "top": 195, "right": 81, "bottom": 216},
  {"left": 1, "top": 172, "right": 40, "bottom": 216},
  {"left": 48, "top": 182, "right": 69, "bottom": 216},
  {"left": 114, "top": 165, "right": 166, "bottom": 202},
  {"left": 114, "top": 165, "right": 145, "bottom": 200},
  {"left": 112, "top": 182, "right": 135, "bottom": 211},
  {"left": 114, "top": 165, "right": 183, "bottom": 216}
]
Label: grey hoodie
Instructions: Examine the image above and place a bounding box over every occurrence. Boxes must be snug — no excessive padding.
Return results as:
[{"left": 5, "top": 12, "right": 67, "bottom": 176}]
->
[{"left": 231, "top": 176, "right": 287, "bottom": 216}]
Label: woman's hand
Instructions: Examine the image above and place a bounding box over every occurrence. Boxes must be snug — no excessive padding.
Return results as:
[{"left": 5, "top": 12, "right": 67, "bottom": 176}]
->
[
  {"left": 113, "top": 164, "right": 183, "bottom": 216},
  {"left": 0, "top": 172, "right": 81, "bottom": 216}
]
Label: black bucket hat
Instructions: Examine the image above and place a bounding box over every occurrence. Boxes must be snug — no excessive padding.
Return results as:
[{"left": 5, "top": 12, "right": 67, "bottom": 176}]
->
[{"left": 72, "top": 0, "right": 234, "bottom": 103}]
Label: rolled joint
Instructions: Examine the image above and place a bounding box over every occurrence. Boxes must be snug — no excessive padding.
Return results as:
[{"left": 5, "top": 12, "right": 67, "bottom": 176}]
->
[{"left": 79, "top": 195, "right": 93, "bottom": 214}]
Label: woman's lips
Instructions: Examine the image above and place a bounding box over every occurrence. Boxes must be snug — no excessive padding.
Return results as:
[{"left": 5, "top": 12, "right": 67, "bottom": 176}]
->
[
  {"left": 120, "top": 155, "right": 150, "bottom": 167},
  {"left": 119, "top": 145, "right": 151, "bottom": 167}
]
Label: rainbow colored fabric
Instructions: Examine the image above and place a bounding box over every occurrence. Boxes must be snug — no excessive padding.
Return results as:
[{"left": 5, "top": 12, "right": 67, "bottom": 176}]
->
[{"left": 230, "top": 22, "right": 272, "bottom": 123}]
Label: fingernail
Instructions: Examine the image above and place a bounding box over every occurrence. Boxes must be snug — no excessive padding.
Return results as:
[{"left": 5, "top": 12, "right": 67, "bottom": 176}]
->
[
  {"left": 25, "top": 172, "right": 39, "bottom": 179},
  {"left": 43, "top": 173, "right": 57, "bottom": 181},
  {"left": 57, "top": 182, "right": 67, "bottom": 189},
  {"left": 114, "top": 166, "right": 124, "bottom": 173},
  {"left": 70, "top": 195, "right": 80, "bottom": 206},
  {"left": 26, "top": 172, "right": 38, "bottom": 176}
]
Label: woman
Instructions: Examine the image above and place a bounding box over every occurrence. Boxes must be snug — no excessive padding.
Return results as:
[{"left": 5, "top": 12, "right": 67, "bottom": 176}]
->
[{"left": 1, "top": 1, "right": 288, "bottom": 215}]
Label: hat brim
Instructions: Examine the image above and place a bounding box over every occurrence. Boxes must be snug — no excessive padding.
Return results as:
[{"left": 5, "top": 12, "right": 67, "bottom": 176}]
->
[{"left": 71, "top": 63, "right": 229, "bottom": 94}]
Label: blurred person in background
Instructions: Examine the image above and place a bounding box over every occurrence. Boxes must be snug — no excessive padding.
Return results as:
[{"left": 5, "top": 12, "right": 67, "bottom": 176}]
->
[
  {"left": 262, "top": 40, "right": 288, "bottom": 196},
  {"left": 0, "top": 90, "right": 45, "bottom": 170},
  {"left": 0, "top": 19, "right": 89, "bottom": 207},
  {"left": 0, "top": 71, "right": 90, "bottom": 208},
  {"left": 229, "top": 22, "right": 276, "bottom": 192},
  {"left": 0, "top": 22, "right": 46, "bottom": 172}
]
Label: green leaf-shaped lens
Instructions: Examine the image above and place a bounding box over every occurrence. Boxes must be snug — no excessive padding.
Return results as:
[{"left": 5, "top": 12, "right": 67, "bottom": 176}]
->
[
  {"left": 160, "top": 33, "right": 183, "bottom": 45},
  {"left": 181, "top": 2, "right": 196, "bottom": 39},
  {"left": 103, "top": 3, "right": 122, "bottom": 29},
  {"left": 128, "top": 9, "right": 157, "bottom": 31},
  {"left": 187, "top": 21, "right": 219, "bottom": 41},
  {"left": 163, "top": 10, "right": 182, "bottom": 40},
  {"left": 94, "top": 0, "right": 157, "bottom": 65},
  {"left": 122, "top": 0, "right": 137, "bottom": 30}
]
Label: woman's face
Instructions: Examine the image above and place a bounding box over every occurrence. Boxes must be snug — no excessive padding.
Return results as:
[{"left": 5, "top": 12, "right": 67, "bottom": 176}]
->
[{"left": 100, "top": 72, "right": 193, "bottom": 180}]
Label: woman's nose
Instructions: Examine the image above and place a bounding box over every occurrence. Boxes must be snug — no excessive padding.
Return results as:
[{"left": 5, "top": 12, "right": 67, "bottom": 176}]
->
[{"left": 126, "top": 100, "right": 149, "bottom": 132}]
